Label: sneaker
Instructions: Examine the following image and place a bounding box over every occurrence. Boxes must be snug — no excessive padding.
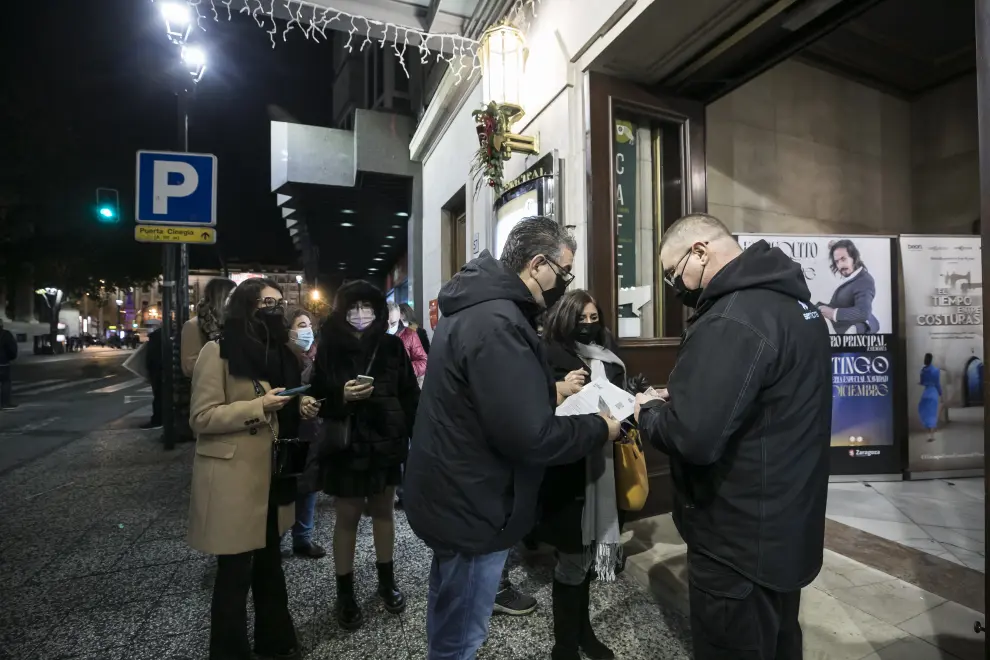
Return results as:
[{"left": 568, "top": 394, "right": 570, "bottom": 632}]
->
[
  {"left": 493, "top": 583, "right": 538, "bottom": 616},
  {"left": 292, "top": 542, "right": 327, "bottom": 559}
]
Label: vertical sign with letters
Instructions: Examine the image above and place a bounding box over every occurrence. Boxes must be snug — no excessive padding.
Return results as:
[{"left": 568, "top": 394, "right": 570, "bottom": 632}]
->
[{"left": 613, "top": 119, "right": 637, "bottom": 288}]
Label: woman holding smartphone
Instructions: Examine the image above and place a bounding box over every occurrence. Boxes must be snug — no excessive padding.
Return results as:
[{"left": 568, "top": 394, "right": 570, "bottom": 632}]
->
[
  {"left": 187, "top": 277, "right": 318, "bottom": 660},
  {"left": 310, "top": 280, "right": 420, "bottom": 630}
]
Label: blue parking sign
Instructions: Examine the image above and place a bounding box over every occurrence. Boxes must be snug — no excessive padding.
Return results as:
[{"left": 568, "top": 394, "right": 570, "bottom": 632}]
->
[{"left": 136, "top": 150, "right": 217, "bottom": 226}]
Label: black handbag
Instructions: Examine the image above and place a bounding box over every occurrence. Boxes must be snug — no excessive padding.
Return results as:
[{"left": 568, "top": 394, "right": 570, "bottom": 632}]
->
[
  {"left": 252, "top": 380, "right": 311, "bottom": 479},
  {"left": 321, "top": 342, "right": 380, "bottom": 455}
]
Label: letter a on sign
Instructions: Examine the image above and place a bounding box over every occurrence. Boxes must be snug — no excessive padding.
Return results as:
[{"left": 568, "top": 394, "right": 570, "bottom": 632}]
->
[{"left": 153, "top": 161, "right": 199, "bottom": 214}]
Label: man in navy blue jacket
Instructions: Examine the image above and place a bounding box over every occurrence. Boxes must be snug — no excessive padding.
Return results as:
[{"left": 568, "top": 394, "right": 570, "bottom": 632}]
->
[{"left": 636, "top": 213, "right": 831, "bottom": 660}]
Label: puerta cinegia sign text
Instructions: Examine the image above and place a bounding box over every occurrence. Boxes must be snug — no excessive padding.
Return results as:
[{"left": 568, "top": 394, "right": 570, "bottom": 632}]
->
[{"left": 135, "top": 151, "right": 217, "bottom": 226}]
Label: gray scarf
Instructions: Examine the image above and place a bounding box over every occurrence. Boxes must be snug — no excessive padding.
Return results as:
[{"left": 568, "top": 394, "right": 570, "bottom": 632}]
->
[{"left": 575, "top": 342, "right": 624, "bottom": 582}]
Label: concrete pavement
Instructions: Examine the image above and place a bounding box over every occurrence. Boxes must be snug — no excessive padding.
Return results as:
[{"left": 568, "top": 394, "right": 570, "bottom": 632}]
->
[
  {"left": 0, "top": 348, "right": 154, "bottom": 474},
  {"left": 0, "top": 426, "right": 694, "bottom": 659}
]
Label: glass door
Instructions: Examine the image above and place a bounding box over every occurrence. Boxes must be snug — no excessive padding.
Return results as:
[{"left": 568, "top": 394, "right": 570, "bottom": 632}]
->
[{"left": 587, "top": 72, "right": 707, "bottom": 519}]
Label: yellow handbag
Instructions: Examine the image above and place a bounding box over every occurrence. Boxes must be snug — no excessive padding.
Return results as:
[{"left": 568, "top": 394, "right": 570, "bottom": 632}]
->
[{"left": 614, "top": 428, "right": 649, "bottom": 511}]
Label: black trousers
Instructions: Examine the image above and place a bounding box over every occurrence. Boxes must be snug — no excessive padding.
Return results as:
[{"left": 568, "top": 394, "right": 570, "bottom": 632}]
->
[
  {"left": 0, "top": 365, "right": 11, "bottom": 408},
  {"left": 688, "top": 553, "right": 802, "bottom": 660},
  {"left": 210, "top": 495, "right": 297, "bottom": 660}
]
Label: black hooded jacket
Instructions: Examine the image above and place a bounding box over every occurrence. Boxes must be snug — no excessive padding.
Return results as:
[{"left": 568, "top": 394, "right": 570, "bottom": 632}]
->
[
  {"left": 638, "top": 240, "right": 832, "bottom": 592},
  {"left": 404, "top": 251, "right": 609, "bottom": 556}
]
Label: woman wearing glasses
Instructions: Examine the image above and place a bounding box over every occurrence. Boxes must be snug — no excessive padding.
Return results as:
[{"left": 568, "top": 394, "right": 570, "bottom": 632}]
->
[{"left": 188, "top": 278, "right": 319, "bottom": 660}]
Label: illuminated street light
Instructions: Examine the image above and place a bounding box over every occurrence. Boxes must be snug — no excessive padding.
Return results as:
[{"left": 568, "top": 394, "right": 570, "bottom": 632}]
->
[
  {"left": 295, "top": 275, "right": 303, "bottom": 284},
  {"left": 310, "top": 290, "right": 321, "bottom": 301},
  {"left": 161, "top": 2, "right": 192, "bottom": 44},
  {"left": 181, "top": 45, "right": 207, "bottom": 83}
]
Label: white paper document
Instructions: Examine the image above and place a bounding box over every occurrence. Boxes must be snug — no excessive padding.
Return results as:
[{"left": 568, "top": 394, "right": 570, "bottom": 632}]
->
[{"left": 555, "top": 378, "right": 636, "bottom": 422}]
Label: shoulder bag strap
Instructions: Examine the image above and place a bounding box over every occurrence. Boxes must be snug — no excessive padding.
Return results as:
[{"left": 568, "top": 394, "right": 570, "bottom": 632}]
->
[{"left": 365, "top": 342, "right": 380, "bottom": 374}]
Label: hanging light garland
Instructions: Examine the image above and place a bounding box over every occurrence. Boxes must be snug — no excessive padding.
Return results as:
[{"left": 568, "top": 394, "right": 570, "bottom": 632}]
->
[{"left": 166, "top": 0, "right": 540, "bottom": 83}]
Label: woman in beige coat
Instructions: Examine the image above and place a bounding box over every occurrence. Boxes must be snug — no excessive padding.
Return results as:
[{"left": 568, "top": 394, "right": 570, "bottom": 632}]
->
[{"left": 188, "top": 277, "right": 319, "bottom": 660}]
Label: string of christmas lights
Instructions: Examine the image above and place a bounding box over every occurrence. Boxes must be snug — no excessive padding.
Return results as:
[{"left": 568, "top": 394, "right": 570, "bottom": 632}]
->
[{"left": 169, "top": 0, "right": 540, "bottom": 83}]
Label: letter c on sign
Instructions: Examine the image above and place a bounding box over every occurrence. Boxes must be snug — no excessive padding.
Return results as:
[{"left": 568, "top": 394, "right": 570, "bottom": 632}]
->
[{"left": 152, "top": 161, "right": 199, "bottom": 214}]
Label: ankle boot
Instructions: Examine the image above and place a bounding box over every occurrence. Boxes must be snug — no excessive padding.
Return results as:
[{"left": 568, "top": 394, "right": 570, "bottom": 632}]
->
[
  {"left": 335, "top": 573, "right": 363, "bottom": 631},
  {"left": 578, "top": 573, "right": 614, "bottom": 659},
  {"left": 376, "top": 561, "right": 406, "bottom": 614},
  {"left": 551, "top": 579, "right": 582, "bottom": 660}
]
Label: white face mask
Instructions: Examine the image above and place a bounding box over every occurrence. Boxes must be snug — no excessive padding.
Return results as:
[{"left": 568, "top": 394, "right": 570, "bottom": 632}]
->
[
  {"left": 347, "top": 307, "right": 376, "bottom": 331},
  {"left": 291, "top": 327, "right": 314, "bottom": 351}
]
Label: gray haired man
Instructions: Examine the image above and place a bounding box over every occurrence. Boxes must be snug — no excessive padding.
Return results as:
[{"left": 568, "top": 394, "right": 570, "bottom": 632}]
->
[{"left": 405, "top": 216, "right": 620, "bottom": 659}]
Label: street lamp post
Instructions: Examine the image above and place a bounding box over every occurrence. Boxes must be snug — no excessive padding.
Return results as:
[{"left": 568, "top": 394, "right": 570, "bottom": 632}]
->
[{"left": 158, "top": 3, "right": 206, "bottom": 451}]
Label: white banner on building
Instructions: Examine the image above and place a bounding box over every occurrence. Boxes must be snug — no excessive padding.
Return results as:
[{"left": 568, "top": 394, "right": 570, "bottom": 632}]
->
[{"left": 899, "top": 236, "right": 984, "bottom": 474}]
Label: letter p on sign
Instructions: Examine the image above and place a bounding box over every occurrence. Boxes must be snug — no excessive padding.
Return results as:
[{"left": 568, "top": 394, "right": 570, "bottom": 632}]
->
[
  {"left": 152, "top": 161, "right": 199, "bottom": 214},
  {"left": 136, "top": 150, "right": 217, "bottom": 227}
]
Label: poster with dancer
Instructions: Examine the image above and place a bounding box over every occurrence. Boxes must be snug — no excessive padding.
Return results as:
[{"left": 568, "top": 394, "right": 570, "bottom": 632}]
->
[
  {"left": 899, "top": 236, "right": 984, "bottom": 475},
  {"left": 737, "top": 234, "right": 900, "bottom": 475}
]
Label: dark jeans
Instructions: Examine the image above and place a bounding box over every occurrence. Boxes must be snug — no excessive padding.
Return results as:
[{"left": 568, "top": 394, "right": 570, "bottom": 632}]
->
[
  {"left": 210, "top": 496, "right": 297, "bottom": 660},
  {"left": 0, "top": 365, "right": 11, "bottom": 408},
  {"left": 427, "top": 549, "right": 509, "bottom": 660},
  {"left": 688, "top": 553, "right": 803, "bottom": 660}
]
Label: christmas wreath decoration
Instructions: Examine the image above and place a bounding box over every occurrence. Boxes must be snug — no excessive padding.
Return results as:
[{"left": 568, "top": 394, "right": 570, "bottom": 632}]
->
[{"left": 470, "top": 101, "right": 512, "bottom": 196}]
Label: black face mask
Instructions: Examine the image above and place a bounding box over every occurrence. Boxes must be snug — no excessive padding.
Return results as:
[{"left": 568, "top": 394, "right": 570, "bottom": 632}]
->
[
  {"left": 537, "top": 263, "right": 570, "bottom": 310},
  {"left": 672, "top": 253, "right": 706, "bottom": 309},
  {"left": 256, "top": 308, "right": 289, "bottom": 343},
  {"left": 573, "top": 321, "right": 603, "bottom": 345},
  {"left": 673, "top": 276, "right": 704, "bottom": 308}
]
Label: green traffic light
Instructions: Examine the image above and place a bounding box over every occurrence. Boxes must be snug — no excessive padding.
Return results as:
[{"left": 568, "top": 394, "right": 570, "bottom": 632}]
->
[{"left": 99, "top": 207, "right": 115, "bottom": 220}]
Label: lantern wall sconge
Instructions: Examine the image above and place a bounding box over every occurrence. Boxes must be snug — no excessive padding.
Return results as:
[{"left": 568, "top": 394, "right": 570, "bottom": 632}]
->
[{"left": 478, "top": 22, "right": 539, "bottom": 157}]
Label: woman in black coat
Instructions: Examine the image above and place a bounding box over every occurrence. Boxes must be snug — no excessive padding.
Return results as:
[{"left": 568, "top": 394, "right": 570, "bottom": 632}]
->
[
  {"left": 533, "top": 289, "right": 626, "bottom": 660},
  {"left": 310, "top": 280, "right": 419, "bottom": 631}
]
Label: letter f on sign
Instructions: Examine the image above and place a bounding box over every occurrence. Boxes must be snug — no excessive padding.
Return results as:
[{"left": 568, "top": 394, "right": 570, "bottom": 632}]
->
[{"left": 152, "top": 161, "right": 199, "bottom": 214}]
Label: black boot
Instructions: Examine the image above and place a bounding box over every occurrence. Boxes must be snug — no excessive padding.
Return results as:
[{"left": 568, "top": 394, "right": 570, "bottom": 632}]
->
[
  {"left": 376, "top": 561, "right": 406, "bottom": 614},
  {"left": 578, "top": 573, "right": 614, "bottom": 659},
  {"left": 335, "top": 573, "right": 363, "bottom": 630},
  {"left": 551, "top": 579, "right": 581, "bottom": 660}
]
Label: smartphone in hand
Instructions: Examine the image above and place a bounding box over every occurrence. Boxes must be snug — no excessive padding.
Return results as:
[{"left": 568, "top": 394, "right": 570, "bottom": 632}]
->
[
  {"left": 356, "top": 375, "right": 375, "bottom": 386},
  {"left": 278, "top": 384, "right": 312, "bottom": 398}
]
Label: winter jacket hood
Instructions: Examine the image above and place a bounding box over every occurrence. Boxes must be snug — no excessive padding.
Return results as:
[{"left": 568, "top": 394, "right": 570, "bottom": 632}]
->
[{"left": 438, "top": 250, "right": 542, "bottom": 320}]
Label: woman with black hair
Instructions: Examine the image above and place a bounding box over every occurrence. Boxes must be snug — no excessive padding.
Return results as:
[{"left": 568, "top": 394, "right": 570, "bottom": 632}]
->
[
  {"left": 534, "top": 289, "right": 626, "bottom": 660},
  {"left": 188, "top": 277, "right": 316, "bottom": 660},
  {"left": 310, "top": 280, "right": 420, "bottom": 630}
]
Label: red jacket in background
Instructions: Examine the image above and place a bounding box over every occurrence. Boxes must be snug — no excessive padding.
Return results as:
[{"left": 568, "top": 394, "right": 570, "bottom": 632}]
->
[{"left": 397, "top": 325, "right": 428, "bottom": 378}]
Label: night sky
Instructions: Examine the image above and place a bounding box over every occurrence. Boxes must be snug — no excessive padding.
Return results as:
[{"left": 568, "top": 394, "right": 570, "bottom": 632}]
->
[{"left": 7, "top": 0, "right": 334, "bottom": 270}]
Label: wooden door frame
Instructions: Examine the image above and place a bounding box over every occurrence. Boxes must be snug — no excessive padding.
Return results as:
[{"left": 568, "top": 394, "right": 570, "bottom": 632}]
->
[{"left": 586, "top": 71, "right": 708, "bottom": 519}]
